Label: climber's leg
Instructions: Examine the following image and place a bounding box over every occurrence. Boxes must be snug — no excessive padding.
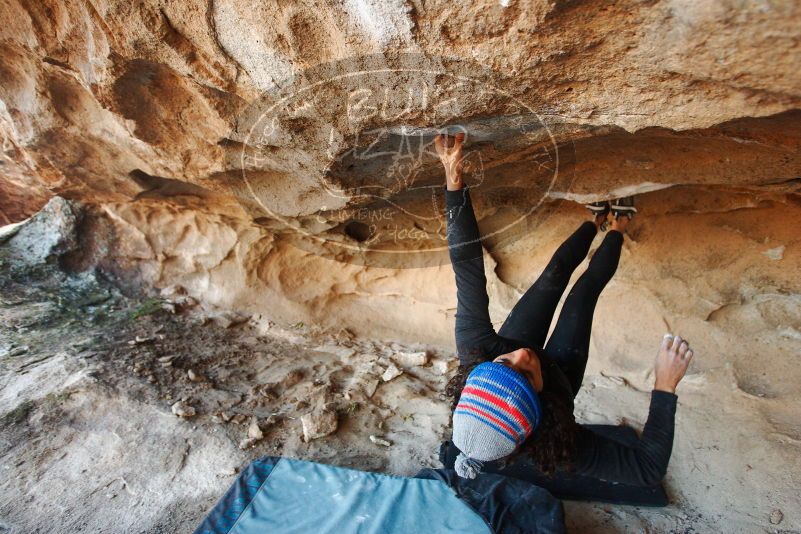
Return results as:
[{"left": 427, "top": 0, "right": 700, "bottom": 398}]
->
[
  {"left": 543, "top": 224, "right": 624, "bottom": 394},
  {"left": 497, "top": 212, "right": 606, "bottom": 348}
]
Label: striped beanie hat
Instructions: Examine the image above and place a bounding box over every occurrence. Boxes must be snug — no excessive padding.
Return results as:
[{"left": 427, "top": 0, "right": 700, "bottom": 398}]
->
[{"left": 452, "top": 362, "right": 542, "bottom": 479}]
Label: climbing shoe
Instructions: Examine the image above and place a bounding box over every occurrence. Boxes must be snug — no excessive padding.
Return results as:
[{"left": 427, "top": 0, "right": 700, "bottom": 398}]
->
[{"left": 611, "top": 196, "right": 637, "bottom": 220}]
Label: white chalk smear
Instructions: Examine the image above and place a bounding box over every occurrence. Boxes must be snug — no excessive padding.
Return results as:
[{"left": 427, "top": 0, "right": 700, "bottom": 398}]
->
[{"left": 762, "top": 246, "right": 784, "bottom": 261}]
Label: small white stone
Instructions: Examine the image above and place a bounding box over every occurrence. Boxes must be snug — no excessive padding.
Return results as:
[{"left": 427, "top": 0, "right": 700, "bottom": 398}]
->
[
  {"left": 247, "top": 417, "right": 264, "bottom": 440},
  {"left": 369, "top": 435, "right": 392, "bottom": 447},
  {"left": 218, "top": 467, "right": 238, "bottom": 477},
  {"left": 381, "top": 364, "right": 403, "bottom": 382},
  {"left": 171, "top": 400, "right": 195, "bottom": 418},
  {"left": 239, "top": 437, "right": 258, "bottom": 450},
  {"left": 393, "top": 351, "right": 428, "bottom": 367},
  {"left": 187, "top": 369, "right": 204, "bottom": 382},
  {"left": 431, "top": 358, "right": 458, "bottom": 376}
]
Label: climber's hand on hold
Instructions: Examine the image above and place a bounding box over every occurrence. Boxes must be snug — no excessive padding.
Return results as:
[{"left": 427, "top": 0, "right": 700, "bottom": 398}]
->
[
  {"left": 654, "top": 334, "right": 694, "bottom": 394},
  {"left": 434, "top": 132, "right": 466, "bottom": 191}
]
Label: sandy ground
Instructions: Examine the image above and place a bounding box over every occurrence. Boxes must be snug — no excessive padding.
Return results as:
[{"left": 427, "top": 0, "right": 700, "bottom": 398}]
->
[{"left": 1, "top": 242, "right": 799, "bottom": 533}]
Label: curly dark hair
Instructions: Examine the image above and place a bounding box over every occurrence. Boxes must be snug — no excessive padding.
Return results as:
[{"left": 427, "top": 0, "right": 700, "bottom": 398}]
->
[{"left": 444, "top": 359, "right": 580, "bottom": 475}]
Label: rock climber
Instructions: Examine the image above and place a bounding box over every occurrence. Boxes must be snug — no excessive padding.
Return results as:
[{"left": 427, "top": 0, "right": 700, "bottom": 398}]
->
[{"left": 434, "top": 132, "right": 694, "bottom": 486}]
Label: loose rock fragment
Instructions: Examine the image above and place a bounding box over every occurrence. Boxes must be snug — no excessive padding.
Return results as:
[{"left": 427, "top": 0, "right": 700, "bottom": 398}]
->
[
  {"left": 187, "top": 369, "right": 204, "bottom": 382},
  {"left": 239, "top": 417, "right": 265, "bottom": 449},
  {"left": 769, "top": 509, "right": 784, "bottom": 525},
  {"left": 313, "top": 344, "right": 356, "bottom": 360},
  {"left": 381, "top": 364, "right": 403, "bottom": 382},
  {"left": 334, "top": 328, "right": 355, "bottom": 344},
  {"left": 369, "top": 435, "right": 392, "bottom": 447},
  {"left": 162, "top": 292, "right": 198, "bottom": 312},
  {"left": 159, "top": 285, "right": 186, "bottom": 299},
  {"left": 208, "top": 311, "right": 250, "bottom": 329},
  {"left": 7, "top": 346, "right": 30, "bottom": 357},
  {"left": 345, "top": 366, "right": 381, "bottom": 400},
  {"left": 175, "top": 296, "right": 198, "bottom": 309},
  {"left": 431, "top": 358, "right": 458, "bottom": 376},
  {"left": 393, "top": 350, "right": 428, "bottom": 367},
  {"left": 361, "top": 377, "right": 380, "bottom": 398},
  {"left": 300, "top": 408, "right": 338, "bottom": 441},
  {"left": 248, "top": 417, "right": 264, "bottom": 440},
  {"left": 248, "top": 314, "right": 273, "bottom": 335},
  {"left": 213, "top": 411, "right": 233, "bottom": 424},
  {"left": 217, "top": 467, "right": 238, "bottom": 477},
  {"left": 171, "top": 400, "right": 196, "bottom": 418}
]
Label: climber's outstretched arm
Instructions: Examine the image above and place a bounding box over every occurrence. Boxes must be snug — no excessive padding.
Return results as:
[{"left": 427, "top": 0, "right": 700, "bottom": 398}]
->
[
  {"left": 436, "top": 134, "right": 506, "bottom": 364},
  {"left": 574, "top": 334, "right": 695, "bottom": 486}
]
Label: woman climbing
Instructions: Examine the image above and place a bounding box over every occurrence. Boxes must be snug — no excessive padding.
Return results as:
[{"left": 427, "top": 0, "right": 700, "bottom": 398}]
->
[{"left": 434, "top": 132, "right": 694, "bottom": 486}]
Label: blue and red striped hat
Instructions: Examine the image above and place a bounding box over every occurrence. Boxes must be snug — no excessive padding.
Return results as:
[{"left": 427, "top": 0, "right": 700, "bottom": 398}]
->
[{"left": 452, "top": 362, "right": 541, "bottom": 478}]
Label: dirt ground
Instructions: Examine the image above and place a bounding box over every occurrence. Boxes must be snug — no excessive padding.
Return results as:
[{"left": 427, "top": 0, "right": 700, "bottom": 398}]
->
[
  {"left": 0, "top": 260, "right": 459, "bottom": 533},
  {"left": 0, "top": 248, "right": 799, "bottom": 533}
]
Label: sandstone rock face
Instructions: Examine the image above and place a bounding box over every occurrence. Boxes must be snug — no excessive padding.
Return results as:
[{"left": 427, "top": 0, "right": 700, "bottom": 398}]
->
[
  {"left": 3, "top": 196, "right": 83, "bottom": 265},
  {"left": 0, "top": 0, "right": 798, "bottom": 316},
  {"left": 1, "top": 4, "right": 801, "bottom": 530}
]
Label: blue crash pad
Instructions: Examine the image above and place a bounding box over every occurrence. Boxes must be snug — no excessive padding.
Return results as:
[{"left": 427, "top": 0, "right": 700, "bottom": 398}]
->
[{"left": 194, "top": 457, "right": 491, "bottom": 534}]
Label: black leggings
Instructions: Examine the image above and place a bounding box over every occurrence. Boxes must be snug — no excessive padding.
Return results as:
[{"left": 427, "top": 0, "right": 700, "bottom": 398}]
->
[{"left": 499, "top": 222, "right": 623, "bottom": 394}]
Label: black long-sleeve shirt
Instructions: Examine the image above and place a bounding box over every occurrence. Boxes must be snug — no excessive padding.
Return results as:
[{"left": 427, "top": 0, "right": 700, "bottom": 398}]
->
[{"left": 445, "top": 186, "right": 678, "bottom": 487}]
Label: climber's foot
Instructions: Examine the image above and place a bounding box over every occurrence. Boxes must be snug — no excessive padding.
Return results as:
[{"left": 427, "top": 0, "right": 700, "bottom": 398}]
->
[
  {"left": 594, "top": 212, "right": 608, "bottom": 230},
  {"left": 586, "top": 201, "right": 610, "bottom": 231},
  {"left": 610, "top": 215, "right": 630, "bottom": 233}
]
